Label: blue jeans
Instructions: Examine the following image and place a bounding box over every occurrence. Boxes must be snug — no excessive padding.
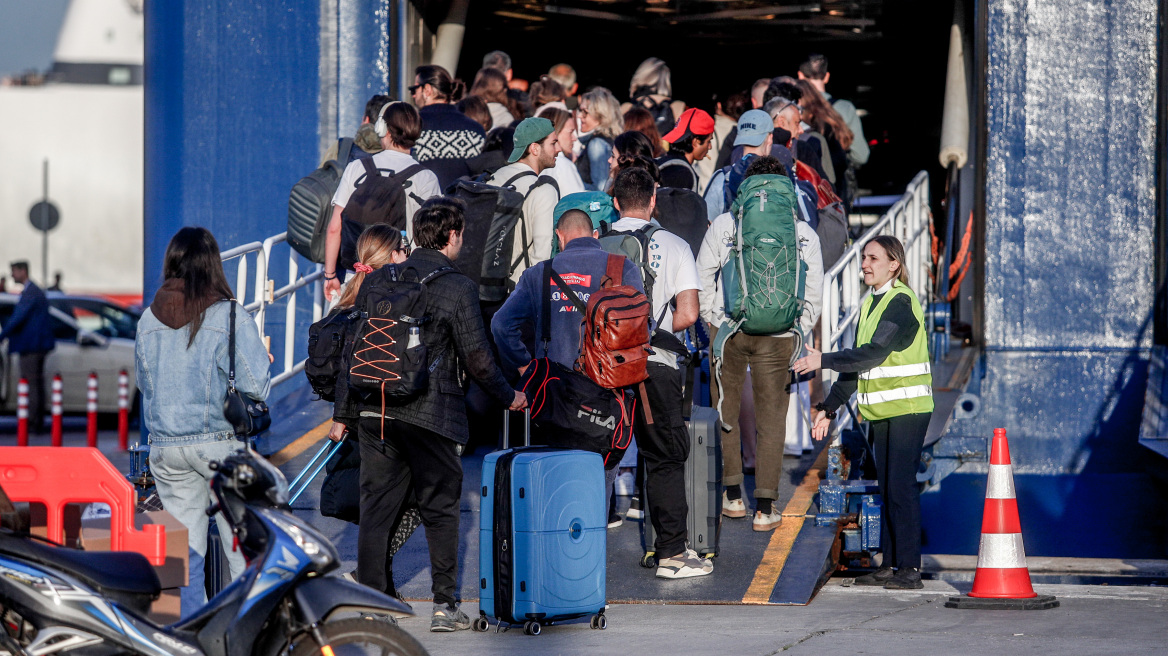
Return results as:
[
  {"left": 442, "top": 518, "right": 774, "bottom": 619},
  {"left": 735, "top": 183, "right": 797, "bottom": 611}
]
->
[{"left": 151, "top": 440, "right": 248, "bottom": 617}]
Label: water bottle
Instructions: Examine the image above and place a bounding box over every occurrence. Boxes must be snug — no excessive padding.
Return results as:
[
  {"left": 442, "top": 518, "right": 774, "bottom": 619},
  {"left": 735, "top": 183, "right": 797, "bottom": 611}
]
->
[{"left": 407, "top": 326, "right": 421, "bottom": 349}]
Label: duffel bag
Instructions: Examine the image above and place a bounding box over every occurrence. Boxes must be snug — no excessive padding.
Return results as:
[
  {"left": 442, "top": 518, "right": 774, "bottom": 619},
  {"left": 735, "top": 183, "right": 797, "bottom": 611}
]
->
[{"left": 517, "top": 357, "right": 636, "bottom": 469}]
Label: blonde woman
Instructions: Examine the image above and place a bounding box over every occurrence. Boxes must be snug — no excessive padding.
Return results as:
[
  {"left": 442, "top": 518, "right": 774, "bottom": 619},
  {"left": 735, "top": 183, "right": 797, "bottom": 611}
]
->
[
  {"left": 577, "top": 87, "right": 623, "bottom": 191},
  {"left": 793, "top": 236, "right": 933, "bottom": 591}
]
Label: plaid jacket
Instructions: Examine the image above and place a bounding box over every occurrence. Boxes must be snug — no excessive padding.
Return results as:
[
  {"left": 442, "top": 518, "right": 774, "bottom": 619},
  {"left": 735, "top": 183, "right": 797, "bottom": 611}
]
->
[{"left": 358, "top": 248, "right": 514, "bottom": 444}]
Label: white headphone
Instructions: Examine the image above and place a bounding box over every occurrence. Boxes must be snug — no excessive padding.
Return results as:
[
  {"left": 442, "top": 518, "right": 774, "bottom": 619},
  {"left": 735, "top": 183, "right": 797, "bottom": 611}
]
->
[{"left": 374, "top": 101, "right": 401, "bottom": 138}]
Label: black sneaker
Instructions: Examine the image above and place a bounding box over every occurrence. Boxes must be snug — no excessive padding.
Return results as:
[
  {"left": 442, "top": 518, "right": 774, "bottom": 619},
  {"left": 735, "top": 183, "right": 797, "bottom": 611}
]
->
[
  {"left": 883, "top": 568, "right": 923, "bottom": 590},
  {"left": 608, "top": 512, "right": 624, "bottom": 529},
  {"left": 854, "top": 567, "right": 895, "bottom": 586},
  {"left": 431, "top": 603, "right": 471, "bottom": 632},
  {"left": 626, "top": 496, "right": 643, "bottom": 520}
]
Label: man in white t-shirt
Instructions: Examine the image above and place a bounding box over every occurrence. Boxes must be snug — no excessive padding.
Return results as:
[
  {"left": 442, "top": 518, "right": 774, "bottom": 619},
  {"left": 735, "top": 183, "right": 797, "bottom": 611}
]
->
[
  {"left": 323, "top": 101, "right": 442, "bottom": 299},
  {"left": 607, "top": 167, "right": 711, "bottom": 580},
  {"left": 486, "top": 117, "right": 562, "bottom": 285}
]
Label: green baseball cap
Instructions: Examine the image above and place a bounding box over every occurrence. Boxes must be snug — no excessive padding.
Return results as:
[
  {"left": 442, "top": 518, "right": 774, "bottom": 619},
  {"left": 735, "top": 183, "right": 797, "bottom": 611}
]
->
[{"left": 508, "top": 117, "right": 555, "bottom": 163}]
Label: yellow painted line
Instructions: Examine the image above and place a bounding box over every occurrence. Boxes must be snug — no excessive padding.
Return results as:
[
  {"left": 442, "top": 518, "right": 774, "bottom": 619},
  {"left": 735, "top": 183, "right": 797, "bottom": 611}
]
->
[
  {"left": 268, "top": 420, "right": 333, "bottom": 467},
  {"left": 742, "top": 447, "right": 829, "bottom": 604}
]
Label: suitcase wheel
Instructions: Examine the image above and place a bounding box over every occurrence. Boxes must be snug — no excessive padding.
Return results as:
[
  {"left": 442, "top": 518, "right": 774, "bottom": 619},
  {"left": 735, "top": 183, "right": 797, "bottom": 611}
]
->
[
  {"left": 589, "top": 614, "right": 607, "bottom": 630},
  {"left": 472, "top": 616, "right": 490, "bottom": 632},
  {"left": 639, "top": 552, "right": 657, "bottom": 568},
  {"left": 523, "top": 621, "right": 541, "bottom": 636}
]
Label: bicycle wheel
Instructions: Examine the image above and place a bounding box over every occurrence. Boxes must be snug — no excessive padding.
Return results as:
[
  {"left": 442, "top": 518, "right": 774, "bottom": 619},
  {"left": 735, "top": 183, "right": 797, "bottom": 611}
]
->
[{"left": 288, "top": 617, "right": 429, "bottom": 656}]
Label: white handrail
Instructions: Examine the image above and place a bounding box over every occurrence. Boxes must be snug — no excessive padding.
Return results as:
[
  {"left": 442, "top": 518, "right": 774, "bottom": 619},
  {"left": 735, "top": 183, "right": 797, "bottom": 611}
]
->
[
  {"left": 820, "top": 171, "right": 931, "bottom": 434},
  {"left": 220, "top": 233, "right": 325, "bottom": 388}
]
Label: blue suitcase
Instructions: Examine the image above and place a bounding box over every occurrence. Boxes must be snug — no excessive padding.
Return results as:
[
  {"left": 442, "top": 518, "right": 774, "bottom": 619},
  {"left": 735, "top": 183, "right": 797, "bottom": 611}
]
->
[{"left": 476, "top": 409, "right": 608, "bottom": 635}]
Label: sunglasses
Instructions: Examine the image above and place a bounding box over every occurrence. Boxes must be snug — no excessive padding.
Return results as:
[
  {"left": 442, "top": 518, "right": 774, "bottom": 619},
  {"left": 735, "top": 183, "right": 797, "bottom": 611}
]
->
[{"left": 408, "top": 83, "right": 423, "bottom": 94}]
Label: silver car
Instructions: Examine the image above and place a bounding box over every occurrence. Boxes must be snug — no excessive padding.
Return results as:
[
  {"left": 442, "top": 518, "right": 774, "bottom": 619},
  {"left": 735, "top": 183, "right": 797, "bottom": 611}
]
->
[{"left": 0, "top": 293, "right": 139, "bottom": 415}]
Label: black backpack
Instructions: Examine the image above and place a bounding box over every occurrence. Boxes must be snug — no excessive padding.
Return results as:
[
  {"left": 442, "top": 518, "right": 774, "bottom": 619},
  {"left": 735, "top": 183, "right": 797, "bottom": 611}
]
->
[
  {"left": 633, "top": 89, "right": 676, "bottom": 139},
  {"left": 288, "top": 137, "right": 356, "bottom": 263},
  {"left": 653, "top": 187, "right": 708, "bottom": 257},
  {"left": 339, "top": 159, "right": 426, "bottom": 271},
  {"left": 348, "top": 263, "right": 455, "bottom": 400},
  {"left": 304, "top": 305, "right": 361, "bottom": 401},
  {"left": 446, "top": 170, "right": 560, "bottom": 302}
]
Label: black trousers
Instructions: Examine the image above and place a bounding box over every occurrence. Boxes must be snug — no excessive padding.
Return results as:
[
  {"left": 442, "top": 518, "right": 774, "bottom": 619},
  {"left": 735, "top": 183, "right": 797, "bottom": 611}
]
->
[
  {"left": 18, "top": 352, "right": 47, "bottom": 430},
  {"left": 357, "top": 416, "right": 463, "bottom": 606},
  {"left": 869, "top": 412, "right": 931, "bottom": 570},
  {"left": 634, "top": 361, "right": 691, "bottom": 559}
]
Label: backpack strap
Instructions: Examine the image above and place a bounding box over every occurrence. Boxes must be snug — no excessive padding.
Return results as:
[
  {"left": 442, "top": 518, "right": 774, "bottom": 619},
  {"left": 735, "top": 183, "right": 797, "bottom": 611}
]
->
[
  {"left": 540, "top": 262, "right": 552, "bottom": 355},
  {"left": 602, "top": 254, "right": 624, "bottom": 288},
  {"left": 356, "top": 156, "right": 378, "bottom": 183},
  {"left": 392, "top": 163, "right": 426, "bottom": 188},
  {"left": 337, "top": 137, "right": 356, "bottom": 164},
  {"left": 528, "top": 175, "right": 560, "bottom": 200},
  {"left": 502, "top": 170, "right": 536, "bottom": 189}
]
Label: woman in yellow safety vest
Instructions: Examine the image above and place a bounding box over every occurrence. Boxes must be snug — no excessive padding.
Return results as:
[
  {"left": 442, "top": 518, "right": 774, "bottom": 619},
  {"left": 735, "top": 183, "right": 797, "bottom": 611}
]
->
[{"left": 793, "top": 235, "right": 933, "bottom": 590}]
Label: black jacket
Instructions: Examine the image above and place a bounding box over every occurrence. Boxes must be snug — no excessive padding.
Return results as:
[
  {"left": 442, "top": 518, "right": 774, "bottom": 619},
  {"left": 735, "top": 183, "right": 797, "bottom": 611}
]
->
[{"left": 358, "top": 248, "right": 514, "bottom": 443}]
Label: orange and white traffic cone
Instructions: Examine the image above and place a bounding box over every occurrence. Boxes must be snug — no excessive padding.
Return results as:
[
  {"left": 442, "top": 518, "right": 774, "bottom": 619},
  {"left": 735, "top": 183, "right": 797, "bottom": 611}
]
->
[{"left": 946, "top": 428, "right": 1059, "bottom": 610}]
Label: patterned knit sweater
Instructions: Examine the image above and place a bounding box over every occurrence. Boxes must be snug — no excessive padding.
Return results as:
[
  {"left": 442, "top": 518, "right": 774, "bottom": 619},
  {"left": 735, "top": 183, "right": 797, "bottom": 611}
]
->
[{"left": 413, "top": 103, "right": 486, "bottom": 190}]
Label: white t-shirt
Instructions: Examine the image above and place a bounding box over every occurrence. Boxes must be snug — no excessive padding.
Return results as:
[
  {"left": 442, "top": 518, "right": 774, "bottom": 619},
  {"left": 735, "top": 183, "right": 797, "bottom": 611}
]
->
[
  {"left": 610, "top": 216, "right": 702, "bottom": 368},
  {"left": 331, "top": 149, "right": 441, "bottom": 244},
  {"left": 548, "top": 152, "right": 585, "bottom": 197}
]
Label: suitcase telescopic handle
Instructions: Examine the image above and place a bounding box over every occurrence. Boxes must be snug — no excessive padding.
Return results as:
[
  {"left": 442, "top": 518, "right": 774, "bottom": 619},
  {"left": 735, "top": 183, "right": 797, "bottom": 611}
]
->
[{"left": 501, "top": 407, "right": 531, "bottom": 449}]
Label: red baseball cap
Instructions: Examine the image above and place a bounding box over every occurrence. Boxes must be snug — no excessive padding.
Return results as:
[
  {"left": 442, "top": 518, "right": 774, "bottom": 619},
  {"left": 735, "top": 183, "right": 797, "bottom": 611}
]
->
[{"left": 662, "top": 108, "right": 715, "bottom": 143}]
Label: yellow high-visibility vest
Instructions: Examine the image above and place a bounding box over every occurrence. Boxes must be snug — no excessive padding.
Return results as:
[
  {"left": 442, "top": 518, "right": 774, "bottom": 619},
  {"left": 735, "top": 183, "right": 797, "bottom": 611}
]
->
[{"left": 855, "top": 281, "right": 934, "bottom": 421}]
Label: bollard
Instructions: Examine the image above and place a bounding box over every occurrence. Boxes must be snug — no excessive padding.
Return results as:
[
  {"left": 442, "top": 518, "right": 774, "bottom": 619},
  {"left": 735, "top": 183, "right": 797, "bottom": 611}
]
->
[
  {"left": 16, "top": 378, "right": 29, "bottom": 447},
  {"left": 118, "top": 370, "right": 130, "bottom": 451},
  {"left": 51, "top": 374, "right": 63, "bottom": 447},
  {"left": 86, "top": 372, "right": 98, "bottom": 448}
]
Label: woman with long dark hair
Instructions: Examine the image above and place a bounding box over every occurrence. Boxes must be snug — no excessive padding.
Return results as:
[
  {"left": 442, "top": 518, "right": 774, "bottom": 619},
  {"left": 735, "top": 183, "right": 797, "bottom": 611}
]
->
[
  {"left": 793, "top": 235, "right": 933, "bottom": 590},
  {"left": 135, "top": 226, "right": 271, "bottom": 616},
  {"left": 794, "top": 78, "right": 852, "bottom": 192},
  {"left": 470, "top": 67, "right": 523, "bottom": 129}
]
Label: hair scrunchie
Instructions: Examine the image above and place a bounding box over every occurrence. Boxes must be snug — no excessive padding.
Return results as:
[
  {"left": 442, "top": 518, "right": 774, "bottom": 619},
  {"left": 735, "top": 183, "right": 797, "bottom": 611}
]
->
[{"left": 353, "top": 262, "right": 374, "bottom": 274}]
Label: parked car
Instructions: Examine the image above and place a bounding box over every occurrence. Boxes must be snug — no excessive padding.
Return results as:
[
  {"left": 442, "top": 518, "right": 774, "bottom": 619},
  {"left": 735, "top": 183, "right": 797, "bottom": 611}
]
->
[{"left": 0, "top": 293, "right": 139, "bottom": 415}]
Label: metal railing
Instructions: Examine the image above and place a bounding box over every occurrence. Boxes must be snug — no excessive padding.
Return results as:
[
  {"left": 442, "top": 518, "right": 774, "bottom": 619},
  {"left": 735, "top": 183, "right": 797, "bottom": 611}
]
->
[
  {"left": 819, "top": 171, "right": 932, "bottom": 429},
  {"left": 220, "top": 232, "right": 325, "bottom": 387}
]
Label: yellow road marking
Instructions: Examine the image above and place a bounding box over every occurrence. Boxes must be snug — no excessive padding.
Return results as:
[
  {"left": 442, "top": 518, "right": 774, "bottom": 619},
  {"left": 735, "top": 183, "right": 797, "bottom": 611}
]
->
[
  {"left": 742, "top": 447, "right": 829, "bottom": 604},
  {"left": 268, "top": 420, "right": 333, "bottom": 467}
]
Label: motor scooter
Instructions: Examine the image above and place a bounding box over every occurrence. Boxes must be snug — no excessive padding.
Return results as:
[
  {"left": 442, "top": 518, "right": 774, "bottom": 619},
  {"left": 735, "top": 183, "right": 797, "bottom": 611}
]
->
[{"left": 0, "top": 449, "right": 426, "bottom": 656}]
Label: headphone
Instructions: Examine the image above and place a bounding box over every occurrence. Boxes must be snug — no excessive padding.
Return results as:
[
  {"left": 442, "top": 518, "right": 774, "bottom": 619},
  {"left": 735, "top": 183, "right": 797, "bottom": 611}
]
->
[{"left": 374, "top": 101, "right": 401, "bottom": 139}]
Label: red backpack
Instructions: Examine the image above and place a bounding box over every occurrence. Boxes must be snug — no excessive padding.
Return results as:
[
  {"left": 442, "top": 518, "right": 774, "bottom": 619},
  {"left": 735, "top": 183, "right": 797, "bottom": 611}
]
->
[{"left": 544, "top": 254, "right": 651, "bottom": 389}]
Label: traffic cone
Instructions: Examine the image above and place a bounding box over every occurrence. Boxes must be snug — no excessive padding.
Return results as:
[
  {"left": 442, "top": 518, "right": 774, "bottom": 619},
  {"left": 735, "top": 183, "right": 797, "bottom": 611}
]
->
[{"left": 946, "top": 429, "right": 1058, "bottom": 610}]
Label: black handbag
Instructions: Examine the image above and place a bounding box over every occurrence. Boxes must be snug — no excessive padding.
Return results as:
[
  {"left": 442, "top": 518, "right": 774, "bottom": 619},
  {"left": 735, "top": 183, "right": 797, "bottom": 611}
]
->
[{"left": 223, "top": 302, "right": 271, "bottom": 437}]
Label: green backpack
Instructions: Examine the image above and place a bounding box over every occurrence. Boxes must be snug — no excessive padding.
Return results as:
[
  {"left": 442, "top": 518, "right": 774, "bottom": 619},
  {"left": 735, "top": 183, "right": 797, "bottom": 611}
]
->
[{"left": 713, "top": 174, "right": 807, "bottom": 430}]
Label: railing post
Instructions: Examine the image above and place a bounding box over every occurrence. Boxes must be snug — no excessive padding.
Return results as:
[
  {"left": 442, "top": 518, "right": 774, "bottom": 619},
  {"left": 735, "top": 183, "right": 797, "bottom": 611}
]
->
[{"left": 285, "top": 249, "right": 298, "bottom": 372}]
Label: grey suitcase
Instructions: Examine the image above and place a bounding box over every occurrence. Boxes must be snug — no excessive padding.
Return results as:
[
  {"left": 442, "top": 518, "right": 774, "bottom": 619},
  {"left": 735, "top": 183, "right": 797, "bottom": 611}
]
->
[{"left": 639, "top": 404, "right": 723, "bottom": 566}]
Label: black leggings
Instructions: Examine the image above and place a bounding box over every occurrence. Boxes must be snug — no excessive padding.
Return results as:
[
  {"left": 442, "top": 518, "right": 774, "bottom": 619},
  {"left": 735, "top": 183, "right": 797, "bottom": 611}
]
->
[{"left": 869, "top": 412, "right": 931, "bottom": 570}]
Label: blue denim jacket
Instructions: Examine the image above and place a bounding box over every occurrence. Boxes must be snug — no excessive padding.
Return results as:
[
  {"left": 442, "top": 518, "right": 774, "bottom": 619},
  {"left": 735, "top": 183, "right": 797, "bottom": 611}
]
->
[
  {"left": 136, "top": 301, "right": 271, "bottom": 446},
  {"left": 580, "top": 133, "right": 613, "bottom": 192}
]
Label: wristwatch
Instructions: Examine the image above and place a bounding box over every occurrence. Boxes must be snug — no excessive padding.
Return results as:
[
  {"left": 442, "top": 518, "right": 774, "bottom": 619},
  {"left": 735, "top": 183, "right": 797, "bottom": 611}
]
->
[{"left": 814, "top": 402, "right": 836, "bottom": 420}]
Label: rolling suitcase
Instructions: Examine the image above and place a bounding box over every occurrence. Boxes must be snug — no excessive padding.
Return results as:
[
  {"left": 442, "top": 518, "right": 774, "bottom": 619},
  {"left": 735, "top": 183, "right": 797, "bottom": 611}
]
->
[
  {"left": 476, "top": 409, "right": 609, "bottom": 635},
  {"left": 640, "top": 354, "right": 723, "bottom": 567}
]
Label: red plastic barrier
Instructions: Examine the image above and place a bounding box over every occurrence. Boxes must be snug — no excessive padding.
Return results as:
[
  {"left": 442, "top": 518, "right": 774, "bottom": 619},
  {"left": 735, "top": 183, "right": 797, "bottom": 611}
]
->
[{"left": 0, "top": 447, "right": 166, "bottom": 565}]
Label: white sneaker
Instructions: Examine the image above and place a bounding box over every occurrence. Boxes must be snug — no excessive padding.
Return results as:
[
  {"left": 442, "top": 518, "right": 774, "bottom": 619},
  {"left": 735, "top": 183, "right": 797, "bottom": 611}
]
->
[
  {"left": 722, "top": 492, "right": 746, "bottom": 518},
  {"left": 655, "top": 548, "right": 714, "bottom": 579},
  {"left": 753, "top": 506, "right": 783, "bottom": 532}
]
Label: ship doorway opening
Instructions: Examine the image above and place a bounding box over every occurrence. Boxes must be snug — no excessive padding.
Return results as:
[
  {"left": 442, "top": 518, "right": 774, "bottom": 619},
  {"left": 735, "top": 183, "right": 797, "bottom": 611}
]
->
[{"left": 444, "top": 0, "right": 957, "bottom": 197}]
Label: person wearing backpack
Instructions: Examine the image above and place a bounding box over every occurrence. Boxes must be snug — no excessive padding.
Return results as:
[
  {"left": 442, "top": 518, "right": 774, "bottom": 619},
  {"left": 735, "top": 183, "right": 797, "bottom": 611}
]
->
[
  {"left": 604, "top": 167, "right": 710, "bottom": 579},
  {"left": 703, "top": 109, "right": 774, "bottom": 222},
  {"left": 655, "top": 108, "right": 715, "bottom": 193},
  {"left": 317, "top": 94, "right": 391, "bottom": 166},
  {"left": 352, "top": 198, "right": 527, "bottom": 632},
  {"left": 485, "top": 116, "right": 562, "bottom": 285},
  {"left": 491, "top": 200, "right": 644, "bottom": 526},
  {"left": 696, "top": 156, "right": 823, "bottom": 532},
  {"left": 621, "top": 57, "right": 687, "bottom": 138},
  {"left": 323, "top": 101, "right": 441, "bottom": 300}
]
